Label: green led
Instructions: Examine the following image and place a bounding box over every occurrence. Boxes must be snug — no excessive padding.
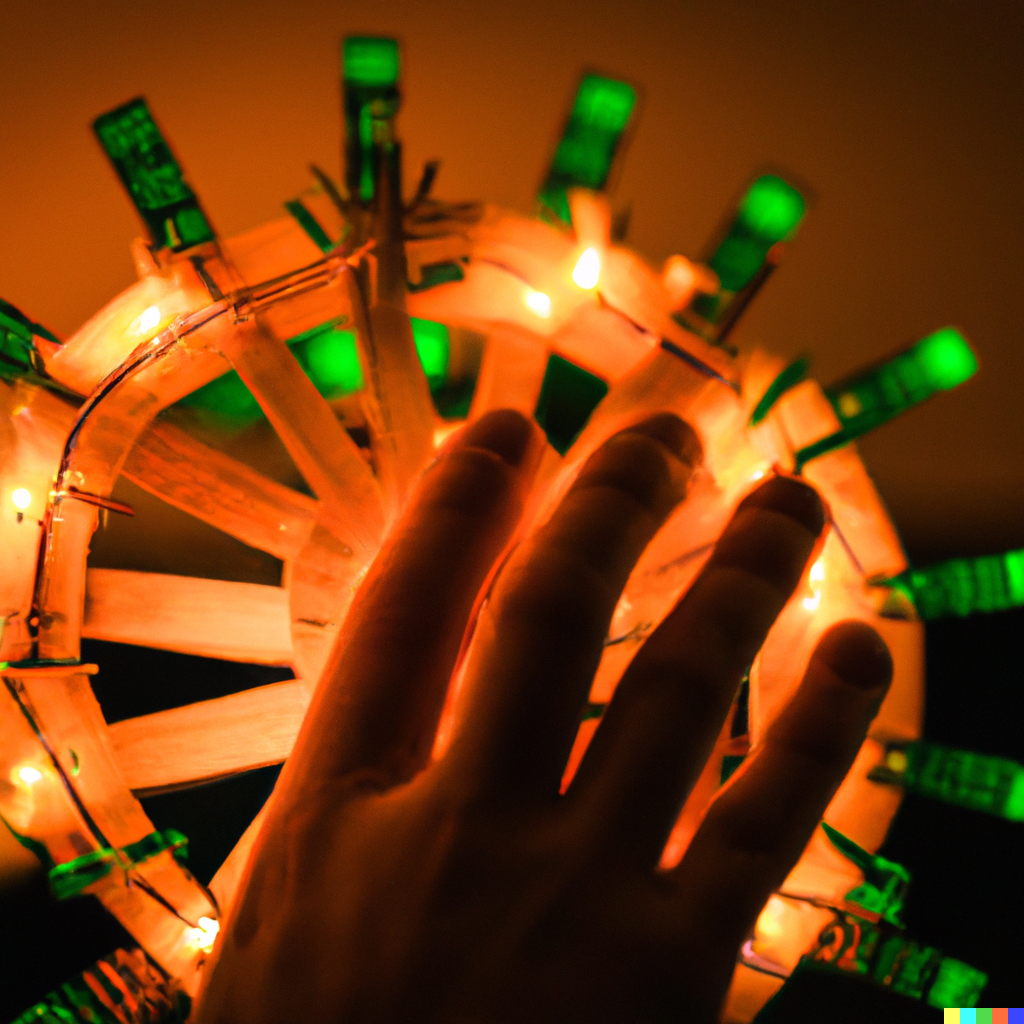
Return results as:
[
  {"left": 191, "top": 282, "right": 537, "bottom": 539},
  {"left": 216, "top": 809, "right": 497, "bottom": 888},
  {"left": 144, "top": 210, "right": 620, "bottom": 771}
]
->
[
  {"left": 680, "top": 175, "right": 804, "bottom": 343},
  {"left": 93, "top": 98, "right": 215, "bottom": 252},
  {"left": 870, "top": 742, "right": 1024, "bottom": 821},
  {"left": 708, "top": 175, "right": 804, "bottom": 292},
  {"left": 342, "top": 36, "right": 401, "bottom": 205},
  {"left": 926, "top": 957, "right": 988, "bottom": 1009},
  {"left": 885, "top": 548, "right": 1024, "bottom": 619},
  {"left": 794, "top": 327, "right": 977, "bottom": 469},
  {"left": 737, "top": 174, "right": 805, "bottom": 241},
  {"left": 533, "top": 354, "right": 609, "bottom": 455},
  {"left": 537, "top": 73, "right": 637, "bottom": 225},
  {"left": 343, "top": 37, "right": 400, "bottom": 87},
  {"left": 914, "top": 326, "right": 978, "bottom": 390}
]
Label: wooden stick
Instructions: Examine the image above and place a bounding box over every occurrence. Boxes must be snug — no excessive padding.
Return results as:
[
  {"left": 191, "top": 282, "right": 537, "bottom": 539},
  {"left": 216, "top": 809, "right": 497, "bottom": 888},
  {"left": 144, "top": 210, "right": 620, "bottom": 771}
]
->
[
  {"left": 108, "top": 679, "right": 308, "bottom": 795},
  {"left": 123, "top": 420, "right": 319, "bottom": 562},
  {"left": 83, "top": 569, "right": 292, "bottom": 665}
]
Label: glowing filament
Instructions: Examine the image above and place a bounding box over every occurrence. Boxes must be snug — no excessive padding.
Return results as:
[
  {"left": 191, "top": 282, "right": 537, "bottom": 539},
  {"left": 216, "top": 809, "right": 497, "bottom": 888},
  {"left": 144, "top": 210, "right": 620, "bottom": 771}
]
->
[
  {"left": 572, "top": 247, "right": 601, "bottom": 289},
  {"left": 525, "top": 290, "right": 552, "bottom": 318},
  {"left": 137, "top": 305, "right": 162, "bottom": 333},
  {"left": 11, "top": 488, "right": 31, "bottom": 511},
  {"left": 185, "top": 916, "right": 220, "bottom": 952},
  {"left": 15, "top": 765, "right": 43, "bottom": 786},
  {"left": 802, "top": 558, "right": 825, "bottom": 611}
]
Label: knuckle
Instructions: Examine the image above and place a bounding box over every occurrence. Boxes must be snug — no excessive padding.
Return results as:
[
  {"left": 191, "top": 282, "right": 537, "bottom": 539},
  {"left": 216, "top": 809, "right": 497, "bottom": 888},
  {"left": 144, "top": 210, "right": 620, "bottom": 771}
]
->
[{"left": 575, "top": 431, "right": 687, "bottom": 519}]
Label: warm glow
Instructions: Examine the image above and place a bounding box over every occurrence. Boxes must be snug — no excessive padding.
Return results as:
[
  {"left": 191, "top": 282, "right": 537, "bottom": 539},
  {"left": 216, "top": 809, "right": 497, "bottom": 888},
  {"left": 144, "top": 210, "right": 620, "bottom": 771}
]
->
[
  {"left": 749, "top": 469, "right": 765, "bottom": 482},
  {"left": 185, "top": 916, "right": 220, "bottom": 952},
  {"left": 525, "top": 290, "right": 552, "bottom": 318},
  {"left": 802, "top": 558, "right": 825, "bottom": 610},
  {"left": 11, "top": 488, "right": 31, "bottom": 511},
  {"left": 754, "top": 896, "right": 788, "bottom": 942},
  {"left": 15, "top": 765, "right": 43, "bottom": 785},
  {"left": 138, "top": 305, "right": 162, "bottom": 332},
  {"left": 572, "top": 247, "right": 601, "bottom": 289}
]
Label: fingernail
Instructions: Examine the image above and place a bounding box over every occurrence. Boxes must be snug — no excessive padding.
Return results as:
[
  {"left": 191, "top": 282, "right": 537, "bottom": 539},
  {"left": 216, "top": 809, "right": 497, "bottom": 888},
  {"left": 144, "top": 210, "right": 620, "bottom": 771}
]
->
[
  {"left": 742, "top": 475, "right": 825, "bottom": 536},
  {"left": 624, "top": 413, "right": 703, "bottom": 466},
  {"left": 458, "top": 409, "right": 538, "bottom": 467},
  {"left": 818, "top": 621, "right": 894, "bottom": 691}
]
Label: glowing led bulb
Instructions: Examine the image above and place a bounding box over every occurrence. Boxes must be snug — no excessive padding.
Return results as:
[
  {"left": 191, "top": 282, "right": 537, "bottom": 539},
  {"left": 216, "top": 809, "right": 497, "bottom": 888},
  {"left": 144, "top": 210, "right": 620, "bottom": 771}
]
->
[
  {"left": 572, "top": 247, "right": 601, "bottom": 289},
  {"left": 802, "top": 558, "right": 825, "bottom": 611},
  {"left": 16, "top": 765, "right": 43, "bottom": 785},
  {"left": 185, "top": 916, "right": 220, "bottom": 952},
  {"left": 11, "top": 488, "right": 31, "bottom": 511},
  {"left": 138, "top": 305, "right": 161, "bottom": 332},
  {"left": 525, "top": 290, "right": 552, "bottom": 318}
]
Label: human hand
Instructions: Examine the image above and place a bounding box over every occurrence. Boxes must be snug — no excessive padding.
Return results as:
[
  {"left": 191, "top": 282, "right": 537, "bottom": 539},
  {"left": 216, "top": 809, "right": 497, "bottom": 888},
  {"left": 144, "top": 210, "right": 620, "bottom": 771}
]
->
[{"left": 197, "top": 409, "right": 892, "bottom": 1024}]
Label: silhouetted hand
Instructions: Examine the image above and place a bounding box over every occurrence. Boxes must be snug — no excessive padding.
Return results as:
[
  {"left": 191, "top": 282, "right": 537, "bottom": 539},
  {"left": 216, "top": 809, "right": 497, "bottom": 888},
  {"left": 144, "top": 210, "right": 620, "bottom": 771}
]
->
[{"left": 198, "top": 409, "right": 892, "bottom": 1024}]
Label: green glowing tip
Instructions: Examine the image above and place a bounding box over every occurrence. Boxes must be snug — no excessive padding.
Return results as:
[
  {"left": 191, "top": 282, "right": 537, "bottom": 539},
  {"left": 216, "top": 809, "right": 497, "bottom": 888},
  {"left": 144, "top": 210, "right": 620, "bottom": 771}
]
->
[
  {"left": 870, "top": 742, "right": 1024, "bottom": 821},
  {"left": 93, "top": 97, "right": 215, "bottom": 251},
  {"left": 571, "top": 74, "right": 637, "bottom": 134},
  {"left": 795, "top": 328, "right": 979, "bottom": 469},
  {"left": 738, "top": 174, "right": 805, "bottom": 242},
  {"left": 1005, "top": 771, "right": 1024, "bottom": 822},
  {"left": 700, "top": 175, "right": 803, "bottom": 296},
  {"left": 410, "top": 317, "right": 450, "bottom": 381},
  {"left": 538, "top": 74, "right": 636, "bottom": 225},
  {"left": 926, "top": 957, "right": 988, "bottom": 1009},
  {"left": 912, "top": 326, "right": 978, "bottom": 391},
  {"left": 343, "top": 37, "right": 400, "bottom": 86},
  {"left": 888, "top": 548, "right": 1024, "bottom": 619}
]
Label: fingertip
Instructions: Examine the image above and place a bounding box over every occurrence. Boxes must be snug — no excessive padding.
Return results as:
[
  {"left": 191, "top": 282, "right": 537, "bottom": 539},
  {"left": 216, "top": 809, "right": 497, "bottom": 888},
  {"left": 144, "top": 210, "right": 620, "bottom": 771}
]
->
[
  {"left": 453, "top": 409, "right": 542, "bottom": 469},
  {"left": 815, "top": 620, "right": 893, "bottom": 693},
  {"left": 740, "top": 475, "right": 825, "bottom": 537}
]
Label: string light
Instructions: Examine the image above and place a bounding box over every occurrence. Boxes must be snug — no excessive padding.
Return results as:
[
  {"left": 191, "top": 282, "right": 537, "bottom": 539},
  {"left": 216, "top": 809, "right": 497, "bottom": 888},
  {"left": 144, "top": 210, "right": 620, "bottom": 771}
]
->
[
  {"left": 137, "top": 305, "right": 162, "bottom": 333},
  {"left": 15, "top": 765, "right": 43, "bottom": 786},
  {"left": 525, "top": 290, "right": 552, "bottom": 318},
  {"left": 185, "top": 916, "right": 220, "bottom": 953},
  {"left": 571, "top": 247, "right": 601, "bottom": 289},
  {"left": 802, "top": 558, "right": 825, "bottom": 611}
]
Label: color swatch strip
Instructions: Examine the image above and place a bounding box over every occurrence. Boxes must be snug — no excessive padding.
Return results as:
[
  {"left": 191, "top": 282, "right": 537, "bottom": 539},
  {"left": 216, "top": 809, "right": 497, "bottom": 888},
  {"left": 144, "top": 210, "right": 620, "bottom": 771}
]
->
[{"left": 944, "top": 1010, "right": 1023, "bottom": 1023}]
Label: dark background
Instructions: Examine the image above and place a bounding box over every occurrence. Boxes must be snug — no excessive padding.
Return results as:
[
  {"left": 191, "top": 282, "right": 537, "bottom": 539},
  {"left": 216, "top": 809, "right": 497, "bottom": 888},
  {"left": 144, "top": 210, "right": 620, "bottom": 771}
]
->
[{"left": 1, "top": 0, "right": 1022, "bottom": 1016}]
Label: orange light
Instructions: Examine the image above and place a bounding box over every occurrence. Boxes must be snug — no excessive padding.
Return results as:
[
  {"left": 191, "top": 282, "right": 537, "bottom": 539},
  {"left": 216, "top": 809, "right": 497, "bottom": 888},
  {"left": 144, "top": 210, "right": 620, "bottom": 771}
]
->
[
  {"left": 15, "top": 765, "right": 43, "bottom": 785},
  {"left": 138, "top": 305, "right": 162, "bottom": 332},
  {"left": 11, "top": 488, "right": 31, "bottom": 511},
  {"left": 185, "top": 916, "right": 220, "bottom": 952},
  {"left": 802, "top": 558, "right": 825, "bottom": 611},
  {"left": 525, "top": 290, "right": 552, "bottom": 318},
  {"left": 572, "top": 247, "right": 601, "bottom": 289}
]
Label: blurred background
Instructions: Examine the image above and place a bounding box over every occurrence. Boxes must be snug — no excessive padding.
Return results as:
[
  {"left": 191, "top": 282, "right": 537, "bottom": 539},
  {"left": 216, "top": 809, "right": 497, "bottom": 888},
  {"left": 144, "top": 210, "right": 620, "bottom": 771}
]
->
[{"left": 1, "top": 0, "right": 1021, "bottom": 1017}]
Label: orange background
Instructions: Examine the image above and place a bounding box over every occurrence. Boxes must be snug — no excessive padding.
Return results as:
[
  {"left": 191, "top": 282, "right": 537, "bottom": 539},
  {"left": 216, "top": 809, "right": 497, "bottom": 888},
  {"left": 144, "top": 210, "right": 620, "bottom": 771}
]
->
[{"left": 2, "top": 0, "right": 1022, "bottom": 562}]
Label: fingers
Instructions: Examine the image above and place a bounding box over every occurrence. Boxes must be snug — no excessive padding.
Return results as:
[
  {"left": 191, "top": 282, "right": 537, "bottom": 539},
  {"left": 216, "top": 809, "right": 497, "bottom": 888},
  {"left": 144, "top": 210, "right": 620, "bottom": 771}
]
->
[
  {"left": 443, "top": 414, "right": 703, "bottom": 799},
  {"left": 279, "top": 410, "right": 544, "bottom": 798},
  {"left": 568, "top": 475, "right": 825, "bottom": 866},
  {"left": 672, "top": 620, "right": 892, "bottom": 957}
]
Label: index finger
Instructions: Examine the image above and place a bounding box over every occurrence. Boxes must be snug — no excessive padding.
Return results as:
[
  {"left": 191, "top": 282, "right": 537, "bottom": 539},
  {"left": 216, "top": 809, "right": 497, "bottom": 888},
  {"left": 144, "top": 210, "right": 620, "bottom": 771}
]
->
[{"left": 278, "top": 410, "right": 544, "bottom": 800}]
